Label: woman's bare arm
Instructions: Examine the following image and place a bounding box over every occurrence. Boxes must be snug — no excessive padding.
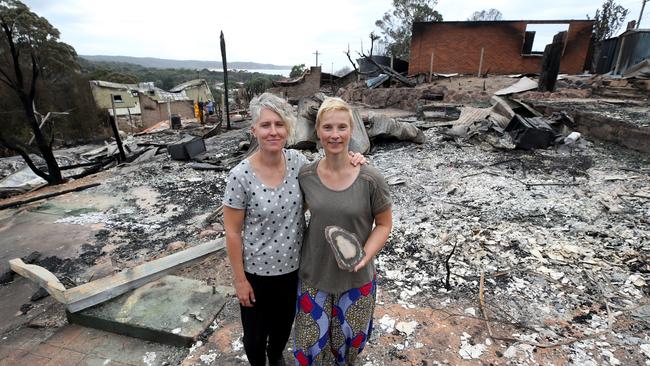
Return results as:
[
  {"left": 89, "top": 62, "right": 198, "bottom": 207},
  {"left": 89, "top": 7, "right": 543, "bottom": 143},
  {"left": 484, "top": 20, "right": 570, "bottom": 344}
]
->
[
  {"left": 223, "top": 206, "right": 256, "bottom": 307},
  {"left": 353, "top": 208, "right": 393, "bottom": 272}
]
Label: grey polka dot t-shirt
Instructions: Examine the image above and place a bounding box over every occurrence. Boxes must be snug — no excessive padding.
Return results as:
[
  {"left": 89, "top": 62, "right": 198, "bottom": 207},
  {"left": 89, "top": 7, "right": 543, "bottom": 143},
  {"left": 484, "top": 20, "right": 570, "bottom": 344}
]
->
[{"left": 223, "top": 148, "right": 308, "bottom": 276}]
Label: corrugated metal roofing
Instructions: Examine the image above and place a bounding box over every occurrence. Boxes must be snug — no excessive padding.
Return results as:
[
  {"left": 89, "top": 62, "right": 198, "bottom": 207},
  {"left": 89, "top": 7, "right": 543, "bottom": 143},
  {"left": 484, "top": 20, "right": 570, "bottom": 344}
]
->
[
  {"left": 169, "top": 79, "right": 207, "bottom": 92},
  {"left": 90, "top": 80, "right": 138, "bottom": 90},
  {"left": 91, "top": 80, "right": 191, "bottom": 101}
]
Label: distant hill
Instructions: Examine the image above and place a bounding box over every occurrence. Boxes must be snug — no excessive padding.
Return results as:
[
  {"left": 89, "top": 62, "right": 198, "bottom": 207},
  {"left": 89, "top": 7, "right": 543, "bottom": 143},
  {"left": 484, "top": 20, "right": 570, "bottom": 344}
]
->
[{"left": 80, "top": 55, "right": 291, "bottom": 70}]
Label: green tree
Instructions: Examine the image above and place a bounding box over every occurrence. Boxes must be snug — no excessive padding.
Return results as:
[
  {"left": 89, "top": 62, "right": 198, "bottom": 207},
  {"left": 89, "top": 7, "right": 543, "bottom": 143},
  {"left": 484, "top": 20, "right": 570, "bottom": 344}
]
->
[
  {"left": 289, "top": 64, "right": 306, "bottom": 78},
  {"left": 590, "top": 0, "right": 629, "bottom": 42},
  {"left": 243, "top": 77, "right": 272, "bottom": 103},
  {"left": 0, "top": 0, "right": 78, "bottom": 184},
  {"left": 468, "top": 8, "right": 503, "bottom": 21},
  {"left": 375, "top": 0, "right": 443, "bottom": 60}
]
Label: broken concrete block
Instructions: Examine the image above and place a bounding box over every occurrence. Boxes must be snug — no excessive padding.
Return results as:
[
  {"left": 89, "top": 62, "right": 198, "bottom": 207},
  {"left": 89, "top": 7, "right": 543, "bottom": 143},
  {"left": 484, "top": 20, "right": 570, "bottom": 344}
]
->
[
  {"left": 395, "top": 320, "right": 418, "bottom": 336},
  {"left": 324, "top": 225, "right": 365, "bottom": 271},
  {"left": 367, "top": 113, "right": 425, "bottom": 144},
  {"left": 67, "top": 275, "right": 227, "bottom": 346},
  {"left": 289, "top": 96, "right": 320, "bottom": 150},
  {"left": 349, "top": 108, "right": 371, "bottom": 153}
]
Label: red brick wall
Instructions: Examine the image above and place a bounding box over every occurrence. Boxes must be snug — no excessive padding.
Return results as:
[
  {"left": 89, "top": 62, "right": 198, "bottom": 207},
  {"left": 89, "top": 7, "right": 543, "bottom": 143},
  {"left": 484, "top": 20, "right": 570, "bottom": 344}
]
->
[
  {"left": 268, "top": 67, "right": 322, "bottom": 98},
  {"left": 409, "top": 20, "right": 594, "bottom": 75}
]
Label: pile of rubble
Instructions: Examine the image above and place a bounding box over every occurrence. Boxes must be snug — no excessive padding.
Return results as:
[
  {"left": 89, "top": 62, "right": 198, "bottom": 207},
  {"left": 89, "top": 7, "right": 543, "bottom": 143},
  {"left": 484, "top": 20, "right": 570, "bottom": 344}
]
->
[
  {"left": 0, "top": 73, "right": 648, "bottom": 365},
  {"left": 363, "top": 125, "right": 649, "bottom": 364}
]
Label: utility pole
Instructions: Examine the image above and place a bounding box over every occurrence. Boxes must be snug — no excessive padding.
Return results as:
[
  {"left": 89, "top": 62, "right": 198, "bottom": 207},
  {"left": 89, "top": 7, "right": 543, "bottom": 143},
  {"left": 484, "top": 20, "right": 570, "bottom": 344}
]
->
[
  {"left": 220, "top": 31, "right": 231, "bottom": 130},
  {"left": 331, "top": 62, "right": 334, "bottom": 95},
  {"left": 313, "top": 50, "right": 320, "bottom": 66},
  {"left": 638, "top": 0, "right": 648, "bottom": 29},
  {"left": 109, "top": 94, "right": 127, "bottom": 162}
]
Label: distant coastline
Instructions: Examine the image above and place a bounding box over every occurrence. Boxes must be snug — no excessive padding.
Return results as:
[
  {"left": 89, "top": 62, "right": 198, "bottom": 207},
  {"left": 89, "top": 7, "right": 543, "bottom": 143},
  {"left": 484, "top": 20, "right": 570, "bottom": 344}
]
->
[
  {"left": 212, "top": 68, "right": 291, "bottom": 77},
  {"left": 80, "top": 55, "right": 291, "bottom": 71}
]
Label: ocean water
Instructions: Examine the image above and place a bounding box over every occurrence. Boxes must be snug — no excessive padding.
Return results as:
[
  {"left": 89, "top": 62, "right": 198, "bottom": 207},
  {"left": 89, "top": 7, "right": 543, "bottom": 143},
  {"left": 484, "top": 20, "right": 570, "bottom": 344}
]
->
[{"left": 209, "top": 68, "right": 291, "bottom": 77}]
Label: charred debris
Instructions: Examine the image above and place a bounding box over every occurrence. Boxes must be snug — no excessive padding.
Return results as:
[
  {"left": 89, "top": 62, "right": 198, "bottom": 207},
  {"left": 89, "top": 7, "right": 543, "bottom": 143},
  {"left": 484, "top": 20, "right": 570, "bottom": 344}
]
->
[{"left": 1, "top": 56, "right": 649, "bottom": 364}]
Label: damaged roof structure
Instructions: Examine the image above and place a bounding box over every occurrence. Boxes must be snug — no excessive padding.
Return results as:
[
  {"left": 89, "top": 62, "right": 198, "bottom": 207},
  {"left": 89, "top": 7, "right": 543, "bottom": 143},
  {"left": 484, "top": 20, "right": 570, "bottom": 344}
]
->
[
  {"left": 89, "top": 79, "right": 214, "bottom": 132},
  {"left": 169, "top": 79, "right": 214, "bottom": 103}
]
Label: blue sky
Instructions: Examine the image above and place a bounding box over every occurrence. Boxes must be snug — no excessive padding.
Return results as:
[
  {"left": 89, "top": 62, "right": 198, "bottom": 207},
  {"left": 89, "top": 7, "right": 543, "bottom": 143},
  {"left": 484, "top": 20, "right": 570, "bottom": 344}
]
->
[{"left": 23, "top": 0, "right": 649, "bottom": 72}]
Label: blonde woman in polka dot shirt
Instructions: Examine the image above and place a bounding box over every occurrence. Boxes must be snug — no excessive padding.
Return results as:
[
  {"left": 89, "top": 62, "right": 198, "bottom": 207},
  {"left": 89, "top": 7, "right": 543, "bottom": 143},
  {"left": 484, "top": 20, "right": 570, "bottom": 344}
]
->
[{"left": 223, "top": 93, "right": 365, "bottom": 366}]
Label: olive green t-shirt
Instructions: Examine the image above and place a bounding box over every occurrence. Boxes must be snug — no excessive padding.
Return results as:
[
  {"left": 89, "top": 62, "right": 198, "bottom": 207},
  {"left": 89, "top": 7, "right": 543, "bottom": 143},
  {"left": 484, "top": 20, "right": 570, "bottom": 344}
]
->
[{"left": 298, "top": 161, "right": 392, "bottom": 293}]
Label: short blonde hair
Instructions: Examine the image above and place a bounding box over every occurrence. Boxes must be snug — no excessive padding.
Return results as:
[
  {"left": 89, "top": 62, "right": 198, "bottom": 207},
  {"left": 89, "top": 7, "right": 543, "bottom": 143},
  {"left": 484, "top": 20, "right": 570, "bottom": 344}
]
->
[
  {"left": 249, "top": 92, "right": 296, "bottom": 142},
  {"left": 315, "top": 97, "right": 355, "bottom": 129}
]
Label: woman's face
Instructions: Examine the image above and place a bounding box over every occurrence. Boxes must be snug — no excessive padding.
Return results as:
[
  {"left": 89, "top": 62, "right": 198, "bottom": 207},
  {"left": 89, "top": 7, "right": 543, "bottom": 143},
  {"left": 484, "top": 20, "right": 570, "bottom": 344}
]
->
[
  {"left": 317, "top": 110, "right": 351, "bottom": 155},
  {"left": 252, "top": 108, "right": 288, "bottom": 153}
]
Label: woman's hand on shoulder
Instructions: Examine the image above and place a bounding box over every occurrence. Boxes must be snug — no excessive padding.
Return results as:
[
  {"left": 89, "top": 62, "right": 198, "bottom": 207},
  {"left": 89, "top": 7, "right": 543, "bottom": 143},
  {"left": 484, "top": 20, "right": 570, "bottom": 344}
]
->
[{"left": 348, "top": 151, "right": 369, "bottom": 166}]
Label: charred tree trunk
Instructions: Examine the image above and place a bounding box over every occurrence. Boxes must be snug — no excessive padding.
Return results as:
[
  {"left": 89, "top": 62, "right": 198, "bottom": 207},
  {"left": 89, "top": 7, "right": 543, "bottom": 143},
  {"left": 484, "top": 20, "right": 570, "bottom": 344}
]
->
[{"left": 0, "top": 23, "right": 63, "bottom": 184}]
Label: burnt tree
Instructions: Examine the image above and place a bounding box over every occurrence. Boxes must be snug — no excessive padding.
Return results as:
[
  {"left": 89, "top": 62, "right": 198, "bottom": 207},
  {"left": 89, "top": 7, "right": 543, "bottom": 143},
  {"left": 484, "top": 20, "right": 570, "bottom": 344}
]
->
[{"left": 0, "top": 0, "right": 77, "bottom": 184}]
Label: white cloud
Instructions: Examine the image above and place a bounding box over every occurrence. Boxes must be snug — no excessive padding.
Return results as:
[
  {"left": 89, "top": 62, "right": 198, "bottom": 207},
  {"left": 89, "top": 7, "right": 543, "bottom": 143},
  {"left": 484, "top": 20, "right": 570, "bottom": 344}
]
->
[{"left": 23, "top": 0, "right": 649, "bottom": 71}]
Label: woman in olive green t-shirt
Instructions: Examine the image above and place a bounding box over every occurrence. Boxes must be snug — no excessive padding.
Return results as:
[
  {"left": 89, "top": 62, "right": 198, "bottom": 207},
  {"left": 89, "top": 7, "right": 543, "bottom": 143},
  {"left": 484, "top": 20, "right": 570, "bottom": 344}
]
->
[{"left": 293, "top": 97, "right": 392, "bottom": 366}]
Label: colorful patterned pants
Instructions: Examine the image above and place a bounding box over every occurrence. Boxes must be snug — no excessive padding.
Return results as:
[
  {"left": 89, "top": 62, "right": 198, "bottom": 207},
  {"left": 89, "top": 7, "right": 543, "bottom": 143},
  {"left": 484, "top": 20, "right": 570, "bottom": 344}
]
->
[{"left": 293, "top": 277, "right": 376, "bottom": 366}]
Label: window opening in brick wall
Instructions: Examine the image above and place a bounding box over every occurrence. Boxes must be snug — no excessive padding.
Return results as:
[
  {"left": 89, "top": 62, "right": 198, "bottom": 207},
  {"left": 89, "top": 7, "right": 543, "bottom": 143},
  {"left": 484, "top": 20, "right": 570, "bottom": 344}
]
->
[
  {"left": 112, "top": 94, "right": 124, "bottom": 103},
  {"left": 522, "top": 23, "right": 569, "bottom": 55}
]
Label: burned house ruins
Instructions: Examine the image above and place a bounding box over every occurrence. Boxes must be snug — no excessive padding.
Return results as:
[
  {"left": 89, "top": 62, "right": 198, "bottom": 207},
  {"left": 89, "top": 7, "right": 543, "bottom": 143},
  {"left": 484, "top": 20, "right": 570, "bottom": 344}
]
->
[{"left": 0, "top": 12, "right": 649, "bottom": 366}]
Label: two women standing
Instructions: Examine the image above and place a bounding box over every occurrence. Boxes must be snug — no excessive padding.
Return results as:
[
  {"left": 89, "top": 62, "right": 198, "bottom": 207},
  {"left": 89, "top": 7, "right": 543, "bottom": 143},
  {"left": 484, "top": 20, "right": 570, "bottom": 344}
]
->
[{"left": 223, "top": 93, "right": 392, "bottom": 366}]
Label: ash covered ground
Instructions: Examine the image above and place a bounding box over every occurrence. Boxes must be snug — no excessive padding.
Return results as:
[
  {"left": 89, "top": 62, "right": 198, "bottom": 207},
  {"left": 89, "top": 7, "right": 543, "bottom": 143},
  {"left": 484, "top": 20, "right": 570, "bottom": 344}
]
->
[{"left": 1, "top": 98, "right": 649, "bottom": 365}]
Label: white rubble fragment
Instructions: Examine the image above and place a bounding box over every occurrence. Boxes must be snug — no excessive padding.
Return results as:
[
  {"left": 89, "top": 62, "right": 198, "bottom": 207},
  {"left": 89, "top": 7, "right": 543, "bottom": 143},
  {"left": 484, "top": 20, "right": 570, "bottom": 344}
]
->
[
  {"left": 569, "top": 345, "right": 598, "bottom": 366},
  {"left": 171, "top": 328, "right": 181, "bottom": 334},
  {"left": 529, "top": 247, "right": 546, "bottom": 262},
  {"left": 600, "top": 349, "right": 620, "bottom": 365},
  {"left": 628, "top": 274, "right": 647, "bottom": 287},
  {"left": 415, "top": 342, "right": 424, "bottom": 348},
  {"left": 142, "top": 352, "right": 156, "bottom": 366},
  {"left": 189, "top": 340, "right": 203, "bottom": 354},
  {"left": 395, "top": 321, "right": 418, "bottom": 336},
  {"left": 235, "top": 354, "right": 248, "bottom": 362},
  {"left": 379, "top": 314, "right": 396, "bottom": 333},
  {"left": 640, "top": 344, "right": 650, "bottom": 359},
  {"left": 504, "top": 343, "right": 535, "bottom": 361},
  {"left": 199, "top": 351, "right": 219, "bottom": 364},
  {"left": 459, "top": 332, "right": 486, "bottom": 360},
  {"left": 209, "top": 319, "right": 220, "bottom": 330},
  {"left": 464, "top": 307, "right": 476, "bottom": 316},
  {"left": 181, "top": 315, "right": 189, "bottom": 323},
  {"left": 383, "top": 269, "right": 402, "bottom": 280},
  {"left": 232, "top": 337, "right": 244, "bottom": 352}
]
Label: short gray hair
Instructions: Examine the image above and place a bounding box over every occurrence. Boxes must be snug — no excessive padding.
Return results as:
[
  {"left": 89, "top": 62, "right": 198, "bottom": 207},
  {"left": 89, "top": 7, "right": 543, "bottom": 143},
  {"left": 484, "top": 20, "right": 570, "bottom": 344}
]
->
[{"left": 249, "top": 93, "right": 296, "bottom": 143}]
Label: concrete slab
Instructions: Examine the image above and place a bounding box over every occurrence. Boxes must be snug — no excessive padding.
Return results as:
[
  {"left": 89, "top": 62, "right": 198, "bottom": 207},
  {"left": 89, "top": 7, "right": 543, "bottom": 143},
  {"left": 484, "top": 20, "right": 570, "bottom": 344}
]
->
[
  {"left": 67, "top": 275, "right": 226, "bottom": 346},
  {"left": 0, "top": 324, "right": 187, "bottom": 365}
]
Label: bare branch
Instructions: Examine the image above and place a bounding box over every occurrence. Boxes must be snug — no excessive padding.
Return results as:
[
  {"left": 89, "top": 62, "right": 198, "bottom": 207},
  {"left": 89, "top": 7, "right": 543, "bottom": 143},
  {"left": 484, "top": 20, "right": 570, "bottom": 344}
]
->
[{"left": 0, "top": 133, "right": 50, "bottom": 181}]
